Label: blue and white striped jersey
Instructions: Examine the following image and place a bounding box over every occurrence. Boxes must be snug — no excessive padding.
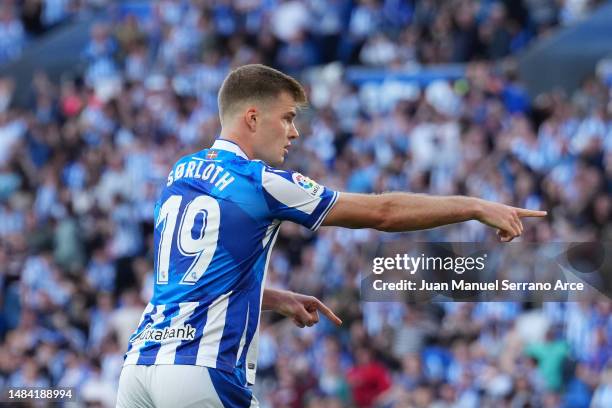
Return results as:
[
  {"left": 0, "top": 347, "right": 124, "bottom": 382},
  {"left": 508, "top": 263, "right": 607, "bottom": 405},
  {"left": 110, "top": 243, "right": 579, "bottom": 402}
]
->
[{"left": 123, "top": 139, "right": 338, "bottom": 384}]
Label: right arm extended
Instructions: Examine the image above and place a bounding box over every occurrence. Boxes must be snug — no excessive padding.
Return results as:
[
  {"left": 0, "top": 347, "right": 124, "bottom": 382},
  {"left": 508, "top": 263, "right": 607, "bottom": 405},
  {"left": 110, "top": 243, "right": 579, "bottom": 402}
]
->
[{"left": 321, "top": 192, "right": 547, "bottom": 241}]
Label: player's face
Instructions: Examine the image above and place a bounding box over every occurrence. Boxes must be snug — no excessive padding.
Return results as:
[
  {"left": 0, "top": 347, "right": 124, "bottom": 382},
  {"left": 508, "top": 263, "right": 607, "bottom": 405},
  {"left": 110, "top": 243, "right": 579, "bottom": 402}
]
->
[{"left": 253, "top": 92, "right": 299, "bottom": 167}]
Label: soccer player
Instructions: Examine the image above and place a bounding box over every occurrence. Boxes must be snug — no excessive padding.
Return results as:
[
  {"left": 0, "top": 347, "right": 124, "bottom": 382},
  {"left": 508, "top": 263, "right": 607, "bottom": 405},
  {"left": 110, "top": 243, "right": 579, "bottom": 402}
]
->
[{"left": 116, "top": 64, "right": 546, "bottom": 407}]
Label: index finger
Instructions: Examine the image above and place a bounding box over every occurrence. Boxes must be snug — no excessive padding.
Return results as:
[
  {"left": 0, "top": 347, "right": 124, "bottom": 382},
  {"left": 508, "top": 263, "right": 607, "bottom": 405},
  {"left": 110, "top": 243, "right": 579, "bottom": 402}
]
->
[
  {"left": 313, "top": 298, "right": 342, "bottom": 326},
  {"left": 515, "top": 208, "right": 548, "bottom": 218}
]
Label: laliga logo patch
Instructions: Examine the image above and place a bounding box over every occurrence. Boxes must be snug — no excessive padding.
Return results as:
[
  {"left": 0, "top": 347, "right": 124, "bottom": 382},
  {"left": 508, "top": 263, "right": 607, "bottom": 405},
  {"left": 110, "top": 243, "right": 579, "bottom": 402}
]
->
[{"left": 292, "top": 173, "right": 323, "bottom": 197}]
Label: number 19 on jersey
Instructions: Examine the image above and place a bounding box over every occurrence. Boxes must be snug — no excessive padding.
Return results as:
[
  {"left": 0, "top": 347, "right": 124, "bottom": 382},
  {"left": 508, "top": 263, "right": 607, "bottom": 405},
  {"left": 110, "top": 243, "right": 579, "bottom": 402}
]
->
[{"left": 155, "top": 195, "right": 220, "bottom": 285}]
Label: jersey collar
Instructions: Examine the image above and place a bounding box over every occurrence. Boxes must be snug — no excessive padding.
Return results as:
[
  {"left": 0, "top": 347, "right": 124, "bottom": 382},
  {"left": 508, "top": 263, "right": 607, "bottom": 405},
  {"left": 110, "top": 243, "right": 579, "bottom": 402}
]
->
[{"left": 210, "top": 139, "right": 250, "bottom": 160}]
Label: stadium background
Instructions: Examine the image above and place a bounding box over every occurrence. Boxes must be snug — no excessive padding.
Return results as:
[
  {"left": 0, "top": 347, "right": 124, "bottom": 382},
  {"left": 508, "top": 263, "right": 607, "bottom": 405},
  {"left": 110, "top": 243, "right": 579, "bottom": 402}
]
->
[{"left": 0, "top": 0, "right": 610, "bottom": 407}]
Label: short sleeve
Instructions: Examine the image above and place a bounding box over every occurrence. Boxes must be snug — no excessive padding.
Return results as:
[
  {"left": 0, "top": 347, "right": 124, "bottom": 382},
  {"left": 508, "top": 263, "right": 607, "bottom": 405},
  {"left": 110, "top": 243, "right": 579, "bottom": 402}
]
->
[{"left": 261, "top": 166, "right": 338, "bottom": 231}]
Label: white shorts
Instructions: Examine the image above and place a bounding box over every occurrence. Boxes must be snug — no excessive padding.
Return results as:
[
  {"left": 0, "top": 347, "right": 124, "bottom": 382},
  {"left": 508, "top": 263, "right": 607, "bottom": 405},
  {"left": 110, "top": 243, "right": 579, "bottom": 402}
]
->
[{"left": 116, "top": 365, "right": 259, "bottom": 408}]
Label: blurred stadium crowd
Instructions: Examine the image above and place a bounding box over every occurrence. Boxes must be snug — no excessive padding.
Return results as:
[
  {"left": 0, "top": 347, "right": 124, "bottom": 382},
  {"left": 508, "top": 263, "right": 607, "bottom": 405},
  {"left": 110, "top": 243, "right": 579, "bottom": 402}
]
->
[
  {"left": 0, "top": 0, "right": 611, "bottom": 407},
  {"left": 0, "top": 0, "right": 605, "bottom": 66},
  {"left": 0, "top": 0, "right": 116, "bottom": 65}
]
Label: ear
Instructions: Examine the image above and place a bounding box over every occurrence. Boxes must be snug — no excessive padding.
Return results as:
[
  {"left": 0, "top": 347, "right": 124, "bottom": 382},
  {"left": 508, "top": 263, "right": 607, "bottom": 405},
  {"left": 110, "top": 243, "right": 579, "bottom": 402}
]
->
[{"left": 244, "top": 107, "right": 258, "bottom": 132}]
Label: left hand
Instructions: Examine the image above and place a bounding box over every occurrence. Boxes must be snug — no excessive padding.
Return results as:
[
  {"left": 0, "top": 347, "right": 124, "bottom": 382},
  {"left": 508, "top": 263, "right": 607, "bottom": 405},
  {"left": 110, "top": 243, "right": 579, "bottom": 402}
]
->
[
  {"left": 475, "top": 199, "right": 547, "bottom": 242},
  {"left": 275, "top": 291, "right": 342, "bottom": 328}
]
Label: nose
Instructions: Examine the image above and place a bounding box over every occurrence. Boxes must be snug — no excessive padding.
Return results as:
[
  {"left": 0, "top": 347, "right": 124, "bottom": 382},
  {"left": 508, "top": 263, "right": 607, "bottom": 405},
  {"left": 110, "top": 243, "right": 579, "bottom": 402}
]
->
[{"left": 289, "top": 122, "right": 299, "bottom": 139}]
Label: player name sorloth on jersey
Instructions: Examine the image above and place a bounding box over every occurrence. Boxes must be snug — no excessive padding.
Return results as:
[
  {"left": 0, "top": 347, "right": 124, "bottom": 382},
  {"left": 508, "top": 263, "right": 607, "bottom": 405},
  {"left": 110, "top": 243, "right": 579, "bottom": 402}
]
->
[
  {"left": 167, "top": 159, "right": 235, "bottom": 191},
  {"left": 130, "top": 324, "right": 197, "bottom": 344}
]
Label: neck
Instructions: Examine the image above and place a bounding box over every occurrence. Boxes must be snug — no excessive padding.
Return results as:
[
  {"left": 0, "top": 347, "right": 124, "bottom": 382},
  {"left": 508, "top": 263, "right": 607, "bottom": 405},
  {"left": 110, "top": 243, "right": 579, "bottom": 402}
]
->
[{"left": 218, "top": 129, "right": 254, "bottom": 159}]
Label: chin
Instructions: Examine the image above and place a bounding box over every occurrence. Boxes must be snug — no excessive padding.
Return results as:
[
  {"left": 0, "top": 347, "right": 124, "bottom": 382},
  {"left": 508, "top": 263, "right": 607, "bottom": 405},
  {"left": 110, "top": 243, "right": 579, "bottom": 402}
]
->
[
  {"left": 273, "top": 154, "right": 285, "bottom": 166},
  {"left": 265, "top": 157, "right": 283, "bottom": 167}
]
